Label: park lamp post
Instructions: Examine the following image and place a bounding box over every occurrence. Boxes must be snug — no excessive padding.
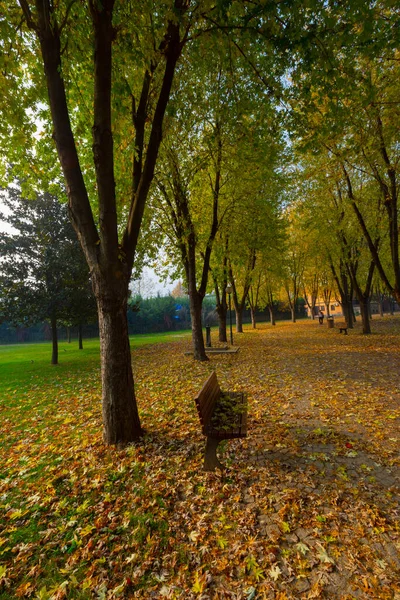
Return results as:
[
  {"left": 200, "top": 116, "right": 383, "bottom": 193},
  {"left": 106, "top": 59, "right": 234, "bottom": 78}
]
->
[{"left": 226, "top": 284, "right": 234, "bottom": 346}]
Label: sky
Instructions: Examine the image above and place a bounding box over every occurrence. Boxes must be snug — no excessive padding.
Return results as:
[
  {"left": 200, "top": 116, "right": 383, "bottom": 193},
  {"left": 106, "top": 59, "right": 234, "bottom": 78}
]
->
[
  {"left": 131, "top": 266, "right": 178, "bottom": 298},
  {"left": 0, "top": 196, "right": 177, "bottom": 298}
]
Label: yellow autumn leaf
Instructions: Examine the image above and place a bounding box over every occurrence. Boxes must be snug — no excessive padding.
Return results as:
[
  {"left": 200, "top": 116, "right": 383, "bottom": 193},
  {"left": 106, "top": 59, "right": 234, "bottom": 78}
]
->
[
  {"left": 192, "top": 571, "right": 206, "bottom": 594},
  {"left": 79, "top": 524, "right": 95, "bottom": 537}
]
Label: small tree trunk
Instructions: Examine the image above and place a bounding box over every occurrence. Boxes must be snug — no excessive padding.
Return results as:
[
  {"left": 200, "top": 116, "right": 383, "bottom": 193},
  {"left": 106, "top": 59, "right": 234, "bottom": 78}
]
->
[
  {"left": 235, "top": 308, "right": 243, "bottom": 333},
  {"left": 78, "top": 323, "right": 83, "bottom": 350},
  {"left": 344, "top": 303, "right": 353, "bottom": 328},
  {"left": 311, "top": 300, "right": 317, "bottom": 319},
  {"left": 189, "top": 291, "right": 208, "bottom": 361},
  {"left": 51, "top": 315, "right": 58, "bottom": 365},
  {"left": 378, "top": 296, "right": 384, "bottom": 317},
  {"left": 340, "top": 296, "right": 354, "bottom": 329},
  {"left": 95, "top": 280, "right": 142, "bottom": 444},
  {"left": 250, "top": 307, "right": 256, "bottom": 329},
  {"left": 291, "top": 306, "right": 296, "bottom": 323},
  {"left": 359, "top": 297, "right": 371, "bottom": 334},
  {"left": 216, "top": 306, "right": 227, "bottom": 343},
  {"left": 67, "top": 326, "right": 71, "bottom": 343},
  {"left": 268, "top": 306, "right": 276, "bottom": 325}
]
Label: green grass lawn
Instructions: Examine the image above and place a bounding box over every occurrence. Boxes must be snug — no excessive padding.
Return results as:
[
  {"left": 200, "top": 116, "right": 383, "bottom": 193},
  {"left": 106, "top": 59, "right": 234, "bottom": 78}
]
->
[{"left": 0, "top": 330, "right": 191, "bottom": 399}]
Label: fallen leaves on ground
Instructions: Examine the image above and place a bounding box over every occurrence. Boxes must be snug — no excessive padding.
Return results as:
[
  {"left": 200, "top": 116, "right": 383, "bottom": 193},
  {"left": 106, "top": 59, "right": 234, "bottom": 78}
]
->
[{"left": 0, "top": 317, "right": 399, "bottom": 599}]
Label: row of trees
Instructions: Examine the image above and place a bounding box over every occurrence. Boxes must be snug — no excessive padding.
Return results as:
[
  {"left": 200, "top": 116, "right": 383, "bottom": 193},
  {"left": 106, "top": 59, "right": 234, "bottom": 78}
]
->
[
  {"left": 287, "top": 39, "right": 400, "bottom": 335},
  {"left": 0, "top": 1, "right": 398, "bottom": 444}
]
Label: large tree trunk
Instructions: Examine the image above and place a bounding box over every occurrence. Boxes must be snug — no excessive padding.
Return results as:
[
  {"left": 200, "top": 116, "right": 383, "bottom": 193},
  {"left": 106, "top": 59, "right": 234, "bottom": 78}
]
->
[
  {"left": 51, "top": 315, "right": 58, "bottom": 365},
  {"left": 95, "top": 279, "right": 142, "bottom": 444}
]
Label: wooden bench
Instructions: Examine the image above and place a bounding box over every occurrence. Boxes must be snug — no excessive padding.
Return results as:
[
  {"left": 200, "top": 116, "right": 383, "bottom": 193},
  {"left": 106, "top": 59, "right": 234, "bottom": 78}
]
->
[{"left": 194, "top": 372, "right": 247, "bottom": 471}]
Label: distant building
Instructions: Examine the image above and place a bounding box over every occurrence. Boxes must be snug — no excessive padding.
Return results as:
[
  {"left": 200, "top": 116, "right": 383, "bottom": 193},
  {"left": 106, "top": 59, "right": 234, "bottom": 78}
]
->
[
  {"left": 306, "top": 296, "right": 399, "bottom": 318},
  {"left": 306, "top": 298, "right": 342, "bottom": 318}
]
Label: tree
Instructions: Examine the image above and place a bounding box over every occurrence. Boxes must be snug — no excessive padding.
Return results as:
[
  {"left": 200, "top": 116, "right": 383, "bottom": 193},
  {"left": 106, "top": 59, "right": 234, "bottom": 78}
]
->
[
  {"left": 281, "top": 214, "right": 307, "bottom": 324},
  {"left": 0, "top": 187, "right": 93, "bottom": 362},
  {"left": 153, "top": 132, "right": 223, "bottom": 360},
  {"left": 151, "top": 36, "right": 269, "bottom": 359},
  {"left": 3, "top": 0, "right": 196, "bottom": 443}
]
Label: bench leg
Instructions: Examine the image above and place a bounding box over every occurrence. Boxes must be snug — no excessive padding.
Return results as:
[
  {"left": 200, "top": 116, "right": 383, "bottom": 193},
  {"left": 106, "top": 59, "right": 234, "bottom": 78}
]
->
[{"left": 204, "top": 437, "right": 224, "bottom": 471}]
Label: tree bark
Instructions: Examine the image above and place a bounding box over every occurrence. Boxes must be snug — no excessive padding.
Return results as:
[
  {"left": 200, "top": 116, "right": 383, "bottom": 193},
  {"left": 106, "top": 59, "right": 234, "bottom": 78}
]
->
[
  {"left": 213, "top": 274, "right": 228, "bottom": 343},
  {"left": 359, "top": 297, "right": 371, "bottom": 334},
  {"left": 228, "top": 251, "right": 255, "bottom": 336},
  {"left": 285, "top": 284, "right": 297, "bottom": 323},
  {"left": 378, "top": 293, "right": 384, "bottom": 317},
  {"left": 331, "top": 259, "right": 354, "bottom": 329},
  {"left": 51, "top": 315, "right": 58, "bottom": 365},
  {"left": 94, "top": 276, "right": 142, "bottom": 444},
  {"left": 189, "top": 290, "right": 207, "bottom": 361},
  {"left": 323, "top": 289, "right": 332, "bottom": 317},
  {"left": 341, "top": 295, "right": 353, "bottom": 328},
  {"left": 216, "top": 305, "right": 228, "bottom": 342},
  {"left": 268, "top": 306, "right": 276, "bottom": 325},
  {"left": 235, "top": 308, "right": 243, "bottom": 333}
]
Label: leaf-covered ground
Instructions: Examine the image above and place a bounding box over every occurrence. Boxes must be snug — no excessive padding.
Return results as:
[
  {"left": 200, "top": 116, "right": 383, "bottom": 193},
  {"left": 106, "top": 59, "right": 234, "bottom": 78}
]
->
[{"left": 1, "top": 318, "right": 399, "bottom": 599}]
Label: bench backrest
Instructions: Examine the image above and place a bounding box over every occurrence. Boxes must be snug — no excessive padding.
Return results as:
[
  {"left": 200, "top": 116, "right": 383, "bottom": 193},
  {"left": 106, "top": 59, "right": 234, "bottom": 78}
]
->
[{"left": 194, "top": 371, "right": 221, "bottom": 435}]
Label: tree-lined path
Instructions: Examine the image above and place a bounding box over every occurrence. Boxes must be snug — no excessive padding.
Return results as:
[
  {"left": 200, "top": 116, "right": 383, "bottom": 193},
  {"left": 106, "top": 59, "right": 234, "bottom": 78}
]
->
[{"left": 1, "top": 317, "right": 399, "bottom": 598}]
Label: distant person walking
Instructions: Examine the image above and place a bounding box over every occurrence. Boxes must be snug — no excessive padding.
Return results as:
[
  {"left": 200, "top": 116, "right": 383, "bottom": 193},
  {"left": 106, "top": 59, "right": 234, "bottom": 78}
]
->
[{"left": 318, "top": 309, "right": 324, "bottom": 325}]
